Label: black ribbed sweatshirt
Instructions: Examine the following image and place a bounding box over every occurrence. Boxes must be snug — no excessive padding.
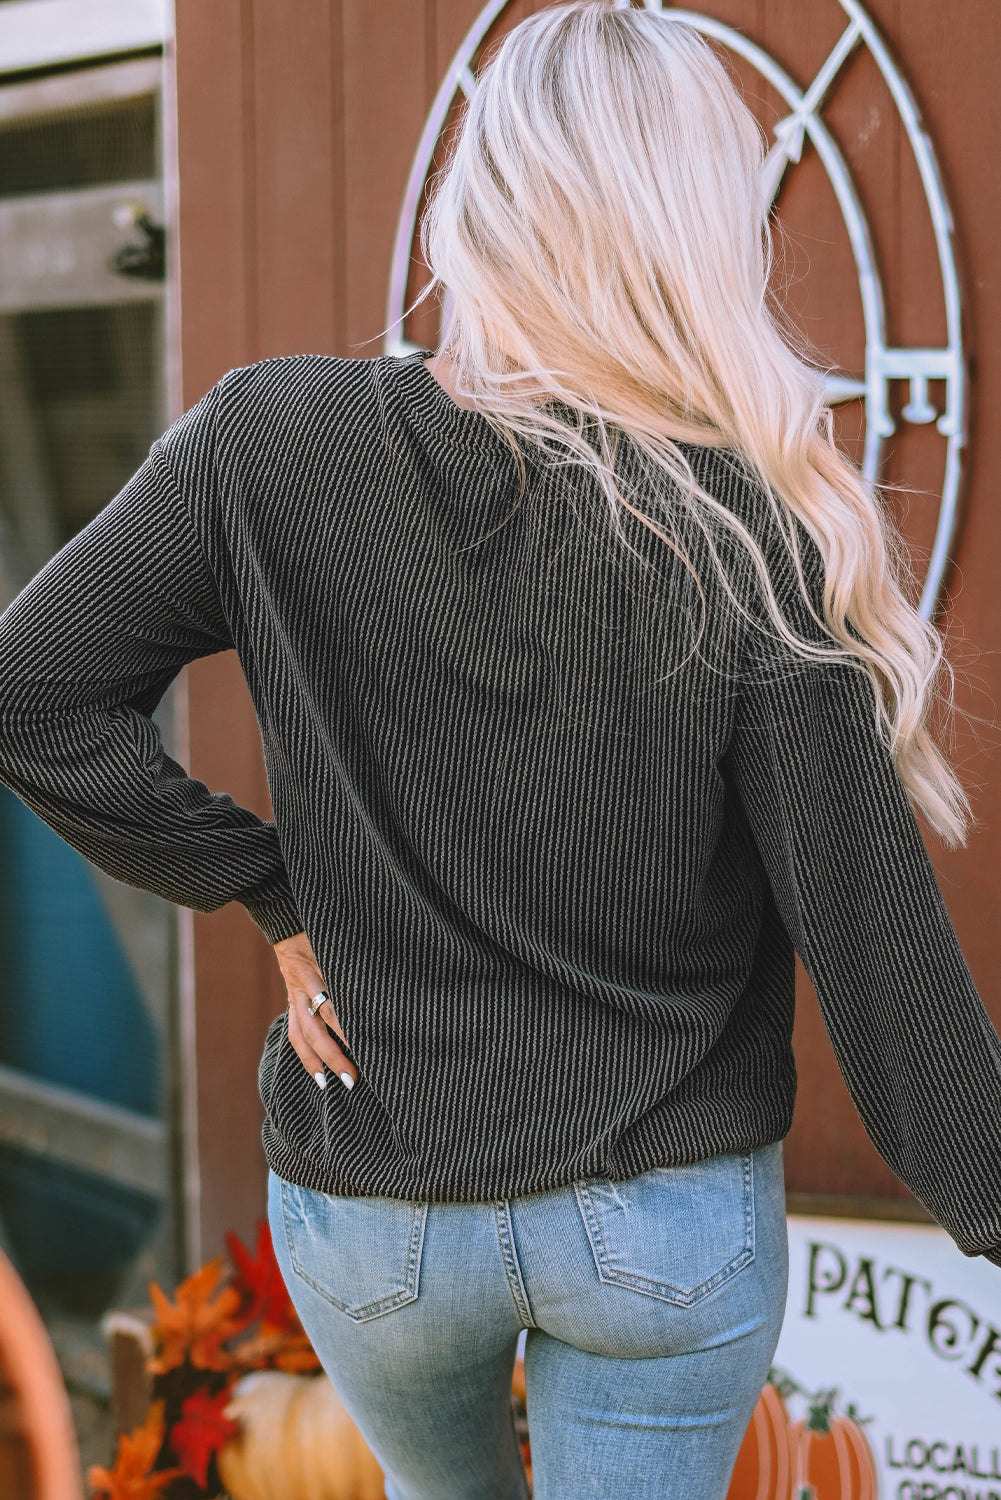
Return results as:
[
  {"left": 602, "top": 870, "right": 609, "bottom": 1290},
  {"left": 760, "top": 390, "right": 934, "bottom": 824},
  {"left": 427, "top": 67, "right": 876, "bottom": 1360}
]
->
[{"left": 0, "top": 350, "right": 999, "bottom": 1266}]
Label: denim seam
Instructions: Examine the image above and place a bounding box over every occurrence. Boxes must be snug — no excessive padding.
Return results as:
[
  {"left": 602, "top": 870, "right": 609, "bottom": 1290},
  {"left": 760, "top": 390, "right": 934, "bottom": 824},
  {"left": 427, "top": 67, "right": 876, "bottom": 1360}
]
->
[
  {"left": 492, "top": 1199, "right": 536, "bottom": 1327},
  {"left": 745, "top": 1150, "right": 756, "bottom": 1260},
  {"left": 573, "top": 1153, "right": 756, "bottom": 1307},
  {"left": 281, "top": 1179, "right": 428, "bottom": 1321}
]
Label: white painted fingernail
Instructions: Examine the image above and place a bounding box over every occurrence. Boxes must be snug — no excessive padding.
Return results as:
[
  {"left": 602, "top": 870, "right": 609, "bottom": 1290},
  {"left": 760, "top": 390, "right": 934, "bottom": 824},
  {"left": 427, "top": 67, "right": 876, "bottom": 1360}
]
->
[
  {"left": 339, "top": 1072, "right": 355, "bottom": 1091},
  {"left": 313, "top": 1070, "right": 326, "bottom": 1089}
]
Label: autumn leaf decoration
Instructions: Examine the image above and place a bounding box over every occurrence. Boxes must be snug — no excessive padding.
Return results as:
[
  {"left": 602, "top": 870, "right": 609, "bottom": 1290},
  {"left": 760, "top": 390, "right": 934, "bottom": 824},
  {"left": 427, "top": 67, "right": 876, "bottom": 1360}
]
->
[
  {"left": 169, "top": 1389, "right": 240, "bottom": 1489},
  {"left": 225, "top": 1221, "right": 321, "bottom": 1374},
  {"left": 87, "top": 1400, "right": 184, "bottom": 1500},
  {"left": 148, "top": 1257, "right": 245, "bottom": 1376},
  {"left": 225, "top": 1220, "right": 287, "bottom": 1326},
  {"left": 88, "top": 1220, "right": 321, "bottom": 1498}
]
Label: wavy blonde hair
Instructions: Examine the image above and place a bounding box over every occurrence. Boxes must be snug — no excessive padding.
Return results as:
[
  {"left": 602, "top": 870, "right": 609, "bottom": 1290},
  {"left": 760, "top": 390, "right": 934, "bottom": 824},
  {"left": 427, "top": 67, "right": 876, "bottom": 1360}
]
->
[{"left": 414, "top": 0, "right": 970, "bottom": 845}]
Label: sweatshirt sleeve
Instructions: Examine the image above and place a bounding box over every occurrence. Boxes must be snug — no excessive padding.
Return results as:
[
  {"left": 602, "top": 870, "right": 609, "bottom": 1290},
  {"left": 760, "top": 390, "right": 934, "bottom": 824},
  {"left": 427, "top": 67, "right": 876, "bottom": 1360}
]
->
[
  {"left": 0, "top": 379, "right": 305, "bottom": 946},
  {"left": 723, "top": 520, "right": 1001, "bottom": 1268}
]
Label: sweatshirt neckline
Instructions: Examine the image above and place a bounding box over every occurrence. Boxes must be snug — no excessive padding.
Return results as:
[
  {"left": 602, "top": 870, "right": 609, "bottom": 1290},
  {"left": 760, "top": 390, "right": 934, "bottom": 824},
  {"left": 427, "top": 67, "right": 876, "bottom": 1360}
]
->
[
  {"left": 390, "top": 349, "right": 596, "bottom": 473},
  {"left": 393, "top": 347, "right": 504, "bottom": 449},
  {"left": 388, "top": 351, "right": 733, "bottom": 481}
]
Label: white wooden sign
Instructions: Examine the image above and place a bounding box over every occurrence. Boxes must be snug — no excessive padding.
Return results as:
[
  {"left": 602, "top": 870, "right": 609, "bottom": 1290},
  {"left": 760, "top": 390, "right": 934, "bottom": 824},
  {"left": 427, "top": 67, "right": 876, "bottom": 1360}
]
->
[{"left": 776, "top": 1216, "right": 1001, "bottom": 1500}]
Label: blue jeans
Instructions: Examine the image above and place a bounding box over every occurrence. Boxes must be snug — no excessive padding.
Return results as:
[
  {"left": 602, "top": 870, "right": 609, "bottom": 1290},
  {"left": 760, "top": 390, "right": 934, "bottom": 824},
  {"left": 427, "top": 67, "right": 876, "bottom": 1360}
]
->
[{"left": 267, "top": 1142, "right": 788, "bottom": 1500}]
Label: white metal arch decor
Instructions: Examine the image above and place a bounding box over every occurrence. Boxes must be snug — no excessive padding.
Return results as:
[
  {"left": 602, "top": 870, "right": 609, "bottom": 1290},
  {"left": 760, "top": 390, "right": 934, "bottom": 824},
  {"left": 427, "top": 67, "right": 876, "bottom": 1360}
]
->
[{"left": 386, "top": 0, "right": 966, "bottom": 620}]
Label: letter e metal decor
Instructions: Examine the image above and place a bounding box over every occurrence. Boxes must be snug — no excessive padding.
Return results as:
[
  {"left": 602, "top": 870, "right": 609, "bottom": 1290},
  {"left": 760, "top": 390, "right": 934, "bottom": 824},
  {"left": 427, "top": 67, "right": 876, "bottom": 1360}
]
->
[{"left": 386, "top": 0, "right": 967, "bottom": 622}]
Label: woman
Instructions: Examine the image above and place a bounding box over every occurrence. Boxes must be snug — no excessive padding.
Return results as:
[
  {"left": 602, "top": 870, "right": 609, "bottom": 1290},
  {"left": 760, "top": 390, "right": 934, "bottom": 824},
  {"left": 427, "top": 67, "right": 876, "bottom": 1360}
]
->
[{"left": 0, "top": 3, "right": 999, "bottom": 1496}]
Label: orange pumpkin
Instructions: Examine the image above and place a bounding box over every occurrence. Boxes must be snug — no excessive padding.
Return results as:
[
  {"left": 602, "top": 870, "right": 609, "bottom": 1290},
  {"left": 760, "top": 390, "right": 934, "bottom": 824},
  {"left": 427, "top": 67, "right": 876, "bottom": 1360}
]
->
[
  {"left": 790, "top": 1395, "right": 877, "bottom": 1500},
  {"left": 219, "top": 1359, "right": 534, "bottom": 1499},
  {"left": 726, "top": 1382, "right": 794, "bottom": 1500},
  {"left": 217, "top": 1370, "right": 385, "bottom": 1500},
  {"left": 0, "top": 1249, "right": 82, "bottom": 1500},
  {"left": 511, "top": 1353, "right": 532, "bottom": 1490}
]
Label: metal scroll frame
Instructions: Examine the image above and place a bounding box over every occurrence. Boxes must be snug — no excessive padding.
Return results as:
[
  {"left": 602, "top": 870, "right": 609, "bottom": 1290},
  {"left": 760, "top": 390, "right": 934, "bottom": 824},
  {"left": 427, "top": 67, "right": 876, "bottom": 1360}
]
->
[{"left": 385, "top": 0, "right": 967, "bottom": 621}]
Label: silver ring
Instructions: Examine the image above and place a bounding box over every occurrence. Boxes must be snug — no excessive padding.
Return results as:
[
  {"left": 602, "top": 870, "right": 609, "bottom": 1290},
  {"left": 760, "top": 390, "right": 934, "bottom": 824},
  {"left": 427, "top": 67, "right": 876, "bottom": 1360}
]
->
[{"left": 307, "top": 991, "right": 330, "bottom": 1018}]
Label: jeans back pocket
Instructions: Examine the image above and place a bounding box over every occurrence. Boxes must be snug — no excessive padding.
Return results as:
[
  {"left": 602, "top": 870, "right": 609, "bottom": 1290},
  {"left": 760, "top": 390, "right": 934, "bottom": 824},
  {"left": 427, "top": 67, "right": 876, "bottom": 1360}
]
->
[
  {"left": 574, "top": 1152, "right": 754, "bottom": 1306},
  {"left": 280, "top": 1178, "right": 428, "bottom": 1323}
]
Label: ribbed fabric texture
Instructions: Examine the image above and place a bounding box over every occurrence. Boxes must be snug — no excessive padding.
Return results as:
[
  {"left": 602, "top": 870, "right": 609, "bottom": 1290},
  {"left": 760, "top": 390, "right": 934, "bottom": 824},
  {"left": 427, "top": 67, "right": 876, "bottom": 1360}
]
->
[{"left": 1, "top": 350, "right": 999, "bottom": 1264}]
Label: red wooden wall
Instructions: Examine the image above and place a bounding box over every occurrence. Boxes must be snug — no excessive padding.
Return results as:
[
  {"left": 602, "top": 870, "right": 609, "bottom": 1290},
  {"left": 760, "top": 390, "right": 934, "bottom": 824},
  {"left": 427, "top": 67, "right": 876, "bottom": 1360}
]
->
[{"left": 172, "top": 0, "right": 1001, "bottom": 1255}]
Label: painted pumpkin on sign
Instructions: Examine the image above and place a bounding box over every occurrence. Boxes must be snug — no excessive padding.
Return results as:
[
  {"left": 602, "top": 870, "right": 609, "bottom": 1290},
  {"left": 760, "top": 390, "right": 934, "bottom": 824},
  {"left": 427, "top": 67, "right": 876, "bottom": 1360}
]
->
[
  {"left": 726, "top": 1382, "right": 794, "bottom": 1500},
  {"left": 790, "top": 1393, "right": 878, "bottom": 1500}
]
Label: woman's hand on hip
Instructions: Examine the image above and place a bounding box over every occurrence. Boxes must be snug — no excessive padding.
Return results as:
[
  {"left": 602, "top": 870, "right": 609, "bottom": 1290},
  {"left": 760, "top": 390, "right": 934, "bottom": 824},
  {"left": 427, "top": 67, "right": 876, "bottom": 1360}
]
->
[{"left": 272, "top": 931, "right": 357, "bottom": 1092}]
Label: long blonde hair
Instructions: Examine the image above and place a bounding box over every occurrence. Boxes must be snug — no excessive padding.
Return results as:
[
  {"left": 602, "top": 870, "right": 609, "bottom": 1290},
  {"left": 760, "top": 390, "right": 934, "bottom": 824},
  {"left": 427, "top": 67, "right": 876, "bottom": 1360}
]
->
[{"left": 414, "top": 0, "right": 970, "bottom": 846}]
